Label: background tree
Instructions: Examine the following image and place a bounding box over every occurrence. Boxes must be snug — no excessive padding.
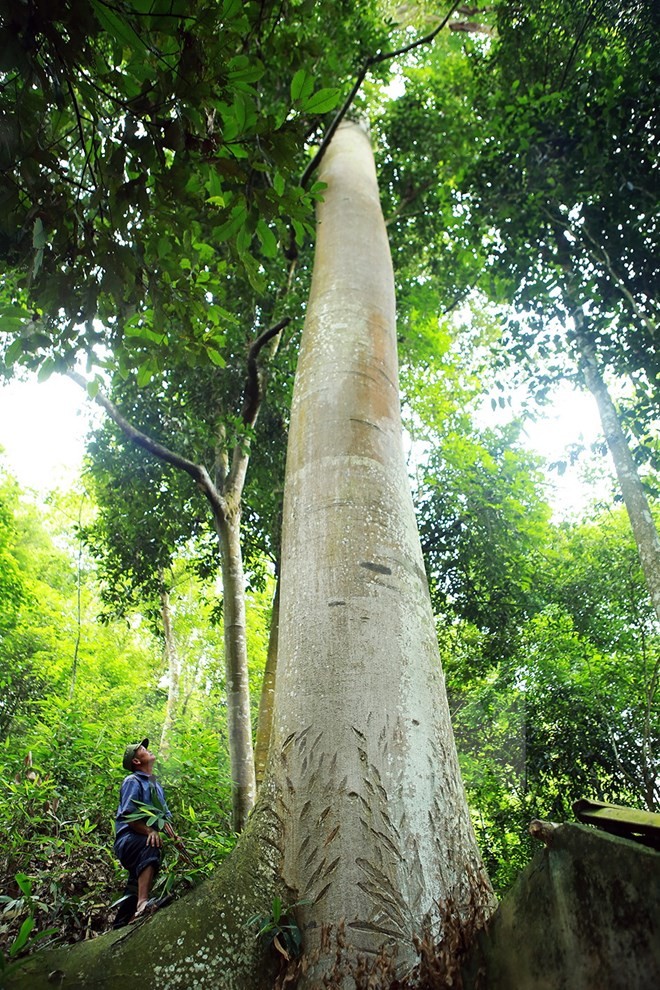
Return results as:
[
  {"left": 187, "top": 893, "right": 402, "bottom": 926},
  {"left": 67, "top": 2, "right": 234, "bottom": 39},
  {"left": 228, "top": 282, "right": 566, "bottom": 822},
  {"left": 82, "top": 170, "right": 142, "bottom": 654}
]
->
[{"left": 452, "top": 0, "right": 660, "bottom": 613}]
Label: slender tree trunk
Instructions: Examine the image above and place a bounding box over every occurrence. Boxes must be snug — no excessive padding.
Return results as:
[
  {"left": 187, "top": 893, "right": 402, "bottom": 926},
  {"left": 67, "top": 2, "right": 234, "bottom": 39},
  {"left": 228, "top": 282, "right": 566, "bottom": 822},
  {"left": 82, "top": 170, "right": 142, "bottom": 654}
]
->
[
  {"left": 158, "top": 581, "right": 180, "bottom": 760},
  {"left": 217, "top": 510, "right": 257, "bottom": 832},
  {"left": 575, "top": 320, "right": 660, "bottom": 624},
  {"left": 68, "top": 495, "right": 85, "bottom": 698},
  {"left": 254, "top": 579, "right": 279, "bottom": 789},
  {"left": 268, "top": 119, "right": 494, "bottom": 982}
]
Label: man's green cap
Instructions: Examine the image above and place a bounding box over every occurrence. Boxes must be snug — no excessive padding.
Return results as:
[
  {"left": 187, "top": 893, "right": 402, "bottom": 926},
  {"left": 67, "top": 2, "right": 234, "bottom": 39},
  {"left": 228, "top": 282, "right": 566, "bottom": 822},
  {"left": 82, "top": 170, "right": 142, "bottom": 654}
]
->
[{"left": 122, "top": 738, "right": 149, "bottom": 772}]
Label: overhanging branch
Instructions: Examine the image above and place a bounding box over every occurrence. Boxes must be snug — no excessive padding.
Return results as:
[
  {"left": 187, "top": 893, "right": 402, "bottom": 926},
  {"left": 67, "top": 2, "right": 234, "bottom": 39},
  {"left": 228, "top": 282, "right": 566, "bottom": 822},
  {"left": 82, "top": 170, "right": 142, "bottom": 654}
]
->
[
  {"left": 300, "top": 0, "right": 463, "bottom": 189},
  {"left": 67, "top": 370, "right": 227, "bottom": 518}
]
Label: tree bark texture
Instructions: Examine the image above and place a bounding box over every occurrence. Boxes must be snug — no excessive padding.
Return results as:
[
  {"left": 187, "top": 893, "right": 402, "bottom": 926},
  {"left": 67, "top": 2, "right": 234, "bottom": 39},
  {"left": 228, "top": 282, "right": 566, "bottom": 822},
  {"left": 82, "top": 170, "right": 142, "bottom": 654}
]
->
[
  {"left": 576, "top": 326, "right": 660, "bottom": 624},
  {"left": 217, "top": 510, "right": 257, "bottom": 832},
  {"left": 267, "top": 120, "right": 494, "bottom": 982}
]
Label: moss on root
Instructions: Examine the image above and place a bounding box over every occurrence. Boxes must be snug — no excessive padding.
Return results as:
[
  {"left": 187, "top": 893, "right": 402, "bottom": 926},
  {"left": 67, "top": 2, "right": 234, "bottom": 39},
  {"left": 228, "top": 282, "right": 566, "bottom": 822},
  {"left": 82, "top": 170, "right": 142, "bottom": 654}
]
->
[{"left": 4, "top": 801, "right": 286, "bottom": 990}]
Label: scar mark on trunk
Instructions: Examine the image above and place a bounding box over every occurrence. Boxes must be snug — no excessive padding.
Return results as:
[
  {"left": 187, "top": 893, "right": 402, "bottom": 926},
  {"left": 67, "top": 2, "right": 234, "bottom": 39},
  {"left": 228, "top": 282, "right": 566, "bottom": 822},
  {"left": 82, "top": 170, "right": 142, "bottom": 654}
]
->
[
  {"left": 282, "top": 732, "right": 296, "bottom": 752},
  {"left": 349, "top": 417, "right": 385, "bottom": 433},
  {"left": 323, "top": 856, "right": 340, "bottom": 878},
  {"left": 308, "top": 859, "right": 326, "bottom": 887},
  {"left": 328, "top": 600, "right": 346, "bottom": 606},
  {"left": 314, "top": 882, "right": 332, "bottom": 903},
  {"left": 360, "top": 561, "right": 392, "bottom": 575},
  {"left": 324, "top": 824, "right": 340, "bottom": 847},
  {"left": 372, "top": 828, "right": 402, "bottom": 858},
  {"left": 348, "top": 921, "right": 405, "bottom": 939}
]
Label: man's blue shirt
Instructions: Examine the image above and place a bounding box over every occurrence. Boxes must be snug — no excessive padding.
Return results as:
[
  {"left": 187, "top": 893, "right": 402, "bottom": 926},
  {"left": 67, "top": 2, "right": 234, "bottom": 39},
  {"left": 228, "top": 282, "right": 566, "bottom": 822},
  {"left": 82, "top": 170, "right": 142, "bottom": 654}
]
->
[{"left": 114, "top": 771, "right": 171, "bottom": 846}]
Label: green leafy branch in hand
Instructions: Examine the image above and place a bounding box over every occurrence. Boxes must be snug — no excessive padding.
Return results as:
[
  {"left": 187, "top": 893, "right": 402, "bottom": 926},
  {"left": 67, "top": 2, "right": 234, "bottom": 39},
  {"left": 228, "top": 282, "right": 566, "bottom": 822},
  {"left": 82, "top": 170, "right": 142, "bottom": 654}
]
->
[
  {"left": 123, "top": 794, "right": 169, "bottom": 831},
  {"left": 247, "top": 896, "right": 309, "bottom": 962}
]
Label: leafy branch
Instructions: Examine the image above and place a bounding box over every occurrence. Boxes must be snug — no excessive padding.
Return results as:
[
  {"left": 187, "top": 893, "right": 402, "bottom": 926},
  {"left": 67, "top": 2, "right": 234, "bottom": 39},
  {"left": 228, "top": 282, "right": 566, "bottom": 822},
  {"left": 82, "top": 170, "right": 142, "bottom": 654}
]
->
[{"left": 300, "top": 0, "right": 463, "bottom": 189}]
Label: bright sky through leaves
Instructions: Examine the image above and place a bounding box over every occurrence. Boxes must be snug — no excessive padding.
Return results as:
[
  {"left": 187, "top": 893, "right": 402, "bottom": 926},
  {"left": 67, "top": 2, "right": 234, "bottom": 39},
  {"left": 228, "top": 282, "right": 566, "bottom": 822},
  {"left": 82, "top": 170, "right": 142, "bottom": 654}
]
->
[{"left": 0, "top": 373, "right": 611, "bottom": 517}]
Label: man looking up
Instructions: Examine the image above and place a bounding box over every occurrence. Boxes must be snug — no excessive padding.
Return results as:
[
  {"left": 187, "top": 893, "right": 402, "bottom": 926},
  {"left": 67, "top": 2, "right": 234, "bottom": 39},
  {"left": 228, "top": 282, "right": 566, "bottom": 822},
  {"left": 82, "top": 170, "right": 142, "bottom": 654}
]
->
[{"left": 114, "top": 737, "right": 171, "bottom": 921}]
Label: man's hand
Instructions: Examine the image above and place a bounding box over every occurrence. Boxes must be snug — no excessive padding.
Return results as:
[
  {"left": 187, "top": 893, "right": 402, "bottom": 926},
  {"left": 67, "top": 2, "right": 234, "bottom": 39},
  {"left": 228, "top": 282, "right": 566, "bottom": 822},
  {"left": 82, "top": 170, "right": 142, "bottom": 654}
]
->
[{"left": 145, "top": 828, "right": 162, "bottom": 848}]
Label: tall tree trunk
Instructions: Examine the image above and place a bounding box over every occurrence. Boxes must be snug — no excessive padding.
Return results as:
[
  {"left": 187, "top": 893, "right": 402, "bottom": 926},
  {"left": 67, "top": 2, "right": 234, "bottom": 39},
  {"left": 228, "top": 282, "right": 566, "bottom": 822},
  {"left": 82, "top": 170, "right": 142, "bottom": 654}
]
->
[
  {"left": 267, "top": 119, "right": 494, "bottom": 982},
  {"left": 9, "top": 120, "right": 493, "bottom": 990},
  {"left": 574, "top": 318, "right": 660, "bottom": 624},
  {"left": 158, "top": 580, "right": 180, "bottom": 760},
  {"left": 254, "top": 579, "right": 279, "bottom": 789},
  {"left": 217, "top": 510, "right": 257, "bottom": 832}
]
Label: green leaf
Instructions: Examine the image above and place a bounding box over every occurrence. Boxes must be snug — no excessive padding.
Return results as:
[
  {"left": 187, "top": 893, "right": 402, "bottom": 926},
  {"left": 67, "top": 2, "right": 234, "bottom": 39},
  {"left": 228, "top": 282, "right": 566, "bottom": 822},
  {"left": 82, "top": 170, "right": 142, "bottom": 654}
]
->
[
  {"left": 9, "top": 916, "right": 35, "bottom": 957},
  {"left": 228, "top": 56, "right": 264, "bottom": 84},
  {"left": 206, "top": 347, "right": 225, "bottom": 367},
  {"left": 206, "top": 169, "right": 224, "bottom": 200},
  {"left": 5, "top": 338, "right": 24, "bottom": 366},
  {"left": 214, "top": 203, "right": 248, "bottom": 243},
  {"left": 271, "top": 895, "right": 282, "bottom": 924},
  {"left": 137, "top": 360, "right": 156, "bottom": 387},
  {"left": 37, "top": 358, "right": 56, "bottom": 383},
  {"left": 292, "top": 219, "right": 305, "bottom": 247},
  {"left": 301, "top": 88, "right": 340, "bottom": 114},
  {"left": 291, "top": 69, "right": 314, "bottom": 103},
  {"left": 222, "top": 0, "right": 242, "bottom": 19},
  {"left": 90, "top": 0, "right": 138, "bottom": 52},
  {"left": 14, "top": 874, "right": 31, "bottom": 897},
  {"left": 0, "top": 305, "right": 31, "bottom": 332},
  {"left": 240, "top": 252, "right": 266, "bottom": 294},
  {"left": 32, "top": 218, "right": 47, "bottom": 250},
  {"left": 256, "top": 220, "right": 278, "bottom": 258}
]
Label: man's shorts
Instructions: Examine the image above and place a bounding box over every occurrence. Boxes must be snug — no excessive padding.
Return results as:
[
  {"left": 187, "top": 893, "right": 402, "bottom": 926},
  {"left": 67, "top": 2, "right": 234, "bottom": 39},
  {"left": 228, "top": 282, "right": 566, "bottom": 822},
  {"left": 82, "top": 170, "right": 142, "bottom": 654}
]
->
[{"left": 114, "top": 832, "right": 162, "bottom": 881}]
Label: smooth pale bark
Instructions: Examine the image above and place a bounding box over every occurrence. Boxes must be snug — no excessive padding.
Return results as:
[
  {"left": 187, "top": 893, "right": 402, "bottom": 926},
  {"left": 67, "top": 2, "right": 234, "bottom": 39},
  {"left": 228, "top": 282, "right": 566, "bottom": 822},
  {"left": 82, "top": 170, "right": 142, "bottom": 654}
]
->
[
  {"left": 254, "top": 579, "right": 280, "bottom": 788},
  {"left": 267, "top": 120, "right": 494, "bottom": 981},
  {"left": 575, "top": 323, "right": 660, "bottom": 625},
  {"left": 11, "top": 121, "right": 494, "bottom": 990},
  {"left": 158, "top": 583, "right": 180, "bottom": 760}
]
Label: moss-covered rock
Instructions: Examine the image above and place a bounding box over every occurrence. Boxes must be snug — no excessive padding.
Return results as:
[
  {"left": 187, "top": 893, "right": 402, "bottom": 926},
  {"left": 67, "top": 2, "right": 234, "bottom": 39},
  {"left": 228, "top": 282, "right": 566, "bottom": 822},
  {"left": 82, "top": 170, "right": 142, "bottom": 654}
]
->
[{"left": 464, "top": 823, "right": 660, "bottom": 990}]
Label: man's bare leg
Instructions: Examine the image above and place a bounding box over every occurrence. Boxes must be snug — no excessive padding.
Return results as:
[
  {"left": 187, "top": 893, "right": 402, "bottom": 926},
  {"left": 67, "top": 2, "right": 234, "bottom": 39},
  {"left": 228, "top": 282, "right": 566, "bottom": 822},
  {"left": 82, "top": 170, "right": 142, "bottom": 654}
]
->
[{"left": 135, "top": 865, "right": 156, "bottom": 915}]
